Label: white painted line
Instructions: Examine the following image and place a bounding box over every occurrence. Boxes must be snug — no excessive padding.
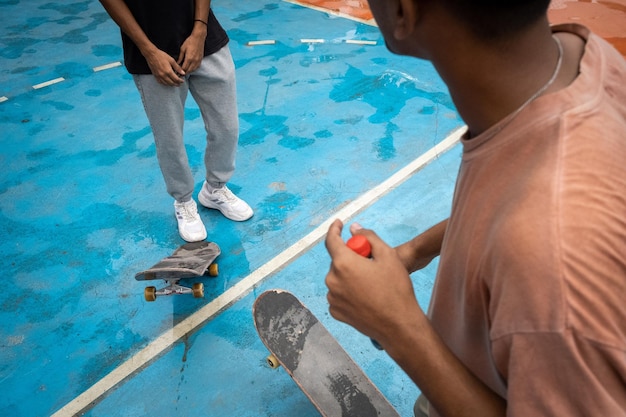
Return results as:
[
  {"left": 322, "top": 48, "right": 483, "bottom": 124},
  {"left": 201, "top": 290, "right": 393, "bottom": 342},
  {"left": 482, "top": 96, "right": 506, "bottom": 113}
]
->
[
  {"left": 49, "top": 126, "right": 465, "bottom": 417},
  {"left": 345, "top": 39, "right": 377, "bottom": 45},
  {"left": 246, "top": 40, "right": 276, "bottom": 46},
  {"left": 32, "top": 77, "right": 65, "bottom": 90},
  {"left": 93, "top": 61, "right": 122, "bottom": 72},
  {"left": 301, "top": 38, "right": 325, "bottom": 43},
  {"left": 0, "top": 96, "right": 8, "bottom": 103}
]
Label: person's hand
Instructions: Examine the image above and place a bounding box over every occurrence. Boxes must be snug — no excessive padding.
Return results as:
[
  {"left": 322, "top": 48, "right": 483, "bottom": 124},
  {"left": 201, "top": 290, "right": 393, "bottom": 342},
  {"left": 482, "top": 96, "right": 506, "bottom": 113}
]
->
[
  {"left": 325, "top": 219, "right": 423, "bottom": 349},
  {"left": 178, "top": 32, "right": 205, "bottom": 73},
  {"left": 144, "top": 48, "right": 185, "bottom": 86}
]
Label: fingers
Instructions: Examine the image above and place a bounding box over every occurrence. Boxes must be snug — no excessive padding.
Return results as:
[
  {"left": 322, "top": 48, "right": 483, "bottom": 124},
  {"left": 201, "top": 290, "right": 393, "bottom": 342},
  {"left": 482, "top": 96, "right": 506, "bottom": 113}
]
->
[
  {"left": 149, "top": 57, "right": 184, "bottom": 86},
  {"left": 178, "top": 39, "right": 203, "bottom": 73},
  {"left": 177, "top": 50, "right": 191, "bottom": 73},
  {"left": 157, "top": 72, "right": 184, "bottom": 86},
  {"left": 179, "top": 53, "right": 201, "bottom": 73},
  {"left": 146, "top": 49, "right": 182, "bottom": 84},
  {"left": 170, "top": 60, "right": 184, "bottom": 78},
  {"left": 326, "top": 219, "right": 386, "bottom": 259},
  {"left": 324, "top": 219, "right": 344, "bottom": 256},
  {"left": 164, "top": 60, "right": 184, "bottom": 85},
  {"left": 346, "top": 225, "right": 387, "bottom": 260}
]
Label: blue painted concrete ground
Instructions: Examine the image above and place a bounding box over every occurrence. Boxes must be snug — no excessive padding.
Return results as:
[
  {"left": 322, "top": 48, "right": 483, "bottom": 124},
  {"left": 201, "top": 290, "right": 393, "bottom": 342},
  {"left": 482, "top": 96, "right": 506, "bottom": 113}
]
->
[{"left": 0, "top": 1, "right": 463, "bottom": 416}]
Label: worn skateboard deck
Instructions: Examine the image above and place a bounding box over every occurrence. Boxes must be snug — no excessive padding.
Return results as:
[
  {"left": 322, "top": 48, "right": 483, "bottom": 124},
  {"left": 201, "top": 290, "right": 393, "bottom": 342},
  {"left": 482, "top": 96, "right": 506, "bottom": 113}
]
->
[
  {"left": 253, "top": 289, "right": 400, "bottom": 417},
  {"left": 135, "top": 241, "right": 220, "bottom": 301},
  {"left": 135, "top": 241, "right": 220, "bottom": 281}
]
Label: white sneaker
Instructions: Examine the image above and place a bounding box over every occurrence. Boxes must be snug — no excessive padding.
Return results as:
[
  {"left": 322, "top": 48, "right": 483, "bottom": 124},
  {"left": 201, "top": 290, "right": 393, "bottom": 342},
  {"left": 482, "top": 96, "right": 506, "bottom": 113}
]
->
[
  {"left": 174, "top": 199, "right": 207, "bottom": 242},
  {"left": 198, "top": 182, "right": 253, "bottom": 221}
]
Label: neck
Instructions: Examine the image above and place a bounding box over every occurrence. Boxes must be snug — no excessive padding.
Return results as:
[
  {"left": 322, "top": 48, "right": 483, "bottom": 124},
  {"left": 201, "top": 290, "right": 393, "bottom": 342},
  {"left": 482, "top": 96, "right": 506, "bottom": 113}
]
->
[{"left": 431, "top": 19, "right": 563, "bottom": 137}]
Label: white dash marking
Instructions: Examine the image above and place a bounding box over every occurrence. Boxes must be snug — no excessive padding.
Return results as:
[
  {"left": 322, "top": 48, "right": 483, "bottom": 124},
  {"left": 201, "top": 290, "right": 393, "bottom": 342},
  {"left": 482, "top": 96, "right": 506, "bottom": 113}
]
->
[
  {"left": 93, "top": 62, "right": 122, "bottom": 72},
  {"left": 247, "top": 40, "right": 276, "bottom": 46},
  {"left": 345, "top": 39, "right": 377, "bottom": 45},
  {"left": 33, "top": 77, "right": 65, "bottom": 90}
]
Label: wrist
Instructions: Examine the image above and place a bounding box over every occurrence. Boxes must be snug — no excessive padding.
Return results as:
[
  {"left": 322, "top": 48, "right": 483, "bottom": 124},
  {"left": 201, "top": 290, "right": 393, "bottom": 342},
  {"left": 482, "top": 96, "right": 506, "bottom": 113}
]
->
[
  {"left": 191, "top": 27, "right": 207, "bottom": 39},
  {"left": 381, "top": 307, "right": 430, "bottom": 360},
  {"left": 140, "top": 44, "right": 160, "bottom": 60},
  {"left": 193, "top": 19, "right": 208, "bottom": 33},
  {"left": 398, "top": 235, "right": 438, "bottom": 273}
]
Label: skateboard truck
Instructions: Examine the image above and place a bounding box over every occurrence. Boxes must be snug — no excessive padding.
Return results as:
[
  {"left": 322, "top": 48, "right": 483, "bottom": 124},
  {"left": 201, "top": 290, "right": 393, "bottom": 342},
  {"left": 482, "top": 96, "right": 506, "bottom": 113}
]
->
[{"left": 143, "top": 275, "right": 214, "bottom": 302}]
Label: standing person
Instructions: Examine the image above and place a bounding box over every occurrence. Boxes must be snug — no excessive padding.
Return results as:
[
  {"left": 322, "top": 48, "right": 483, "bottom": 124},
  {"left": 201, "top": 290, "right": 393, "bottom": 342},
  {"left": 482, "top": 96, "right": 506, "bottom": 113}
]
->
[
  {"left": 325, "top": 1, "right": 626, "bottom": 416},
  {"left": 100, "top": 0, "right": 253, "bottom": 242}
]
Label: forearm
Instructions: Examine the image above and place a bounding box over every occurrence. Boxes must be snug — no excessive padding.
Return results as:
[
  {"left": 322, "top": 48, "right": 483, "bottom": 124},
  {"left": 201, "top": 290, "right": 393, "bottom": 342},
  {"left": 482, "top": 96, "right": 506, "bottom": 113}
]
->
[
  {"left": 397, "top": 219, "right": 448, "bottom": 273},
  {"left": 192, "top": 0, "right": 210, "bottom": 35},
  {"left": 383, "top": 313, "right": 506, "bottom": 417},
  {"left": 195, "top": 0, "right": 211, "bottom": 21}
]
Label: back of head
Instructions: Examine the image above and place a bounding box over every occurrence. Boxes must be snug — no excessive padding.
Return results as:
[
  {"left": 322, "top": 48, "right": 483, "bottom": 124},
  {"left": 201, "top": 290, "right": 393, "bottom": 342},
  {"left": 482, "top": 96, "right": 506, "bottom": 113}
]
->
[{"left": 439, "top": 0, "right": 551, "bottom": 41}]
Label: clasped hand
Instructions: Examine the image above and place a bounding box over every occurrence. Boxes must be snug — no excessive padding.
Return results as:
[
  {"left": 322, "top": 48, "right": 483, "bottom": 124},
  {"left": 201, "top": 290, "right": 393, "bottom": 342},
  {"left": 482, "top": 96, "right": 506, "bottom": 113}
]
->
[{"left": 146, "top": 33, "right": 204, "bottom": 86}]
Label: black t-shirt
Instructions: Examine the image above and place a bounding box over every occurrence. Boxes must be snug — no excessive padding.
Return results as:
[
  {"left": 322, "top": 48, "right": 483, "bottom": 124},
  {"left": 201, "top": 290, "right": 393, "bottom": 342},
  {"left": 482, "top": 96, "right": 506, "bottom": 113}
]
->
[{"left": 121, "top": 0, "right": 229, "bottom": 74}]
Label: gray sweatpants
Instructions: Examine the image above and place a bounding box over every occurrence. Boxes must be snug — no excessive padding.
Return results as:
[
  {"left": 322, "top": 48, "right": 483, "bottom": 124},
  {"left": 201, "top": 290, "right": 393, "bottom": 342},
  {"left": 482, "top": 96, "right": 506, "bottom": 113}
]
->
[{"left": 133, "top": 45, "right": 239, "bottom": 203}]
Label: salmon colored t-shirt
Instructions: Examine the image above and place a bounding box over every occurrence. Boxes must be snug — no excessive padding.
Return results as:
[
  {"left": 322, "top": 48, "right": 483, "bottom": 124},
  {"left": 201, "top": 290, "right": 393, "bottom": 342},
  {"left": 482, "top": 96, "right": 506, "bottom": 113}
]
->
[{"left": 429, "top": 24, "right": 626, "bottom": 416}]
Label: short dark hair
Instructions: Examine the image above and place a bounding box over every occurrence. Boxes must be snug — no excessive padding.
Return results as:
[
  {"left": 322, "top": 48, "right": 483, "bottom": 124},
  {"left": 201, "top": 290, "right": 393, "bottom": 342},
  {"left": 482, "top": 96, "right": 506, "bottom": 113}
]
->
[{"left": 439, "top": 0, "right": 551, "bottom": 40}]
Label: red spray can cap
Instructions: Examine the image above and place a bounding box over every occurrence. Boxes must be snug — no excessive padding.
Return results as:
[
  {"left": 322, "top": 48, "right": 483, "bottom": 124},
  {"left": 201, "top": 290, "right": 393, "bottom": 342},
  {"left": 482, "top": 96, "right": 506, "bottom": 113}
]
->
[{"left": 346, "top": 235, "right": 371, "bottom": 257}]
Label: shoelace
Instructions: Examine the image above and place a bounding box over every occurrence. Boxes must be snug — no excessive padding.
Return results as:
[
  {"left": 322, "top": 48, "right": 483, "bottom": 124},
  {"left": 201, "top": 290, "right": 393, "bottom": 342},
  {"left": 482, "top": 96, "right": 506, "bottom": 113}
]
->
[
  {"left": 212, "top": 187, "right": 237, "bottom": 203},
  {"left": 177, "top": 204, "right": 198, "bottom": 221}
]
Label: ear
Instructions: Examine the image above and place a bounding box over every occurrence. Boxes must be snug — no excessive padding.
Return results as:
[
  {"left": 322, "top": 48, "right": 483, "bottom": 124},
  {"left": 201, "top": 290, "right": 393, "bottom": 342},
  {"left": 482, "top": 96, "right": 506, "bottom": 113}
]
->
[{"left": 393, "top": 0, "right": 419, "bottom": 40}]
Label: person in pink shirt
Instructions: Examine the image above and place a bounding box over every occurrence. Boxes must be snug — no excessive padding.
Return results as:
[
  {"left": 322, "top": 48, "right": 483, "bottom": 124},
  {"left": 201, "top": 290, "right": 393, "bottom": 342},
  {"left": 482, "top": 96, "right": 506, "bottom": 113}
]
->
[{"left": 325, "top": 1, "right": 626, "bottom": 416}]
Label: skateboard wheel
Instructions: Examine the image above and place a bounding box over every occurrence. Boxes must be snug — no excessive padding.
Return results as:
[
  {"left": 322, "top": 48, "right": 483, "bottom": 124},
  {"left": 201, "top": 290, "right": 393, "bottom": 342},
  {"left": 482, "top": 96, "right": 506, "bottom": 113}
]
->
[
  {"left": 207, "top": 263, "right": 219, "bottom": 277},
  {"left": 144, "top": 286, "right": 157, "bottom": 302},
  {"left": 192, "top": 282, "right": 204, "bottom": 298},
  {"left": 266, "top": 354, "right": 280, "bottom": 369}
]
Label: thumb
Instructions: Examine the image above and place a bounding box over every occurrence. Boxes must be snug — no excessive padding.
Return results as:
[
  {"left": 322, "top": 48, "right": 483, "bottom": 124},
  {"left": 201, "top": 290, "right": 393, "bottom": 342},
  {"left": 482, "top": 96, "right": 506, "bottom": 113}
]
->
[{"left": 349, "top": 222, "right": 363, "bottom": 235}]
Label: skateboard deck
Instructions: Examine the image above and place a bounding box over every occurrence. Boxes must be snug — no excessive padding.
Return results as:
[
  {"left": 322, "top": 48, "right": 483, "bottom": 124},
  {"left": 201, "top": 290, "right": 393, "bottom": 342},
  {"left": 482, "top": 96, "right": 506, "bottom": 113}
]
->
[
  {"left": 253, "top": 289, "right": 401, "bottom": 417},
  {"left": 135, "top": 241, "right": 220, "bottom": 301}
]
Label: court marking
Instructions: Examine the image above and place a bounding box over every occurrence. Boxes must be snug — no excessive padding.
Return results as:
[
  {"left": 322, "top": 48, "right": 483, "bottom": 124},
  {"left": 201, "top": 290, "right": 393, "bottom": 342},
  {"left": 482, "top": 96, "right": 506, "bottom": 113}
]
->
[
  {"left": 93, "top": 62, "right": 123, "bottom": 72},
  {"left": 32, "top": 77, "right": 65, "bottom": 90},
  {"left": 50, "top": 126, "right": 466, "bottom": 417},
  {"left": 345, "top": 39, "right": 377, "bottom": 45},
  {"left": 246, "top": 40, "right": 277, "bottom": 46}
]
